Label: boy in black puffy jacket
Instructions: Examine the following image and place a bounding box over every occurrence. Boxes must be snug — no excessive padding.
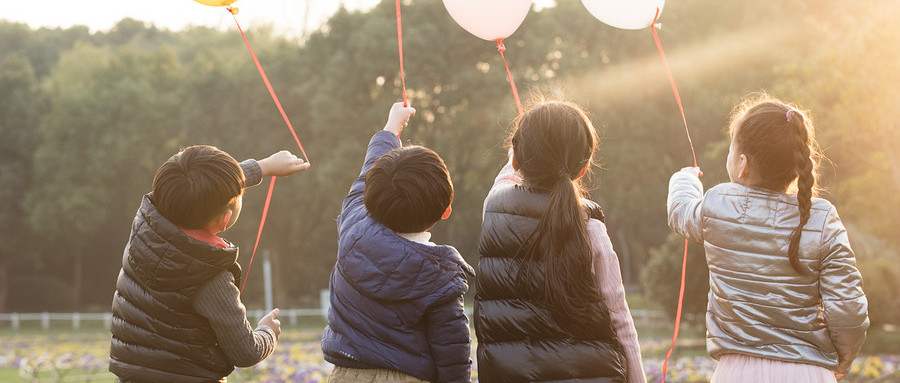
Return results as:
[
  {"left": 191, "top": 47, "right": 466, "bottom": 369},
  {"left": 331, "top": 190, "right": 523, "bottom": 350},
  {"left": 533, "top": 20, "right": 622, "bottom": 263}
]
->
[{"left": 109, "top": 145, "right": 308, "bottom": 382}]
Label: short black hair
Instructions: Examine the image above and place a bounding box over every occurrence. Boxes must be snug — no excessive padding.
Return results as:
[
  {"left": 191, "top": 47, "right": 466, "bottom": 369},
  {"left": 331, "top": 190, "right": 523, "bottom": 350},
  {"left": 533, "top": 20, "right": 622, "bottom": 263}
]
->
[
  {"left": 151, "top": 145, "right": 245, "bottom": 229},
  {"left": 364, "top": 146, "right": 453, "bottom": 233}
]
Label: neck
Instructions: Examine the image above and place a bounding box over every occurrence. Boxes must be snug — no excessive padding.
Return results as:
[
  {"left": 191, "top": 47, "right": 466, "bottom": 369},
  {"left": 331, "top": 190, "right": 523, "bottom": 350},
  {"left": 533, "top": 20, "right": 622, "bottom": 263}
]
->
[{"left": 180, "top": 227, "right": 229, "bottom": 248}]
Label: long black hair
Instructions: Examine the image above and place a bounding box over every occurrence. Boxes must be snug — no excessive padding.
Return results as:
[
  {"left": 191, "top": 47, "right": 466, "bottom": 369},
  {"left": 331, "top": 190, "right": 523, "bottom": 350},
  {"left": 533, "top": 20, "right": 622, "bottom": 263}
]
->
[{"left": 511, "top": 100, "right": 604, "bottom": 329}]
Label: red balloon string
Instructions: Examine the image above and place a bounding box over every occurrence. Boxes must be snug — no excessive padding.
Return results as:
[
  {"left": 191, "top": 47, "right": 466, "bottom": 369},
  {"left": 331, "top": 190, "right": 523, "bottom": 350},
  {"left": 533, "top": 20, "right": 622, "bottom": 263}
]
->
[
  {"left": 229, "top": 8, "right": 309, "bottom": 161},
  {"left": 650, "top": 8, "right": 697, "bottom": 168},
  {"left": 395, "top": 0, "right": 408, "bottom": 107},
  {"left": 661, "top": 239, "right": 689, "bottom": 382},
  {"left": 240, "top": 176, "right": 277, "bottom": 296},
  {"left": 228, "top": 8, "right": 309, "bottom": 296},
  {"left": 651, "top": 7, "right": 697, "bottom": 383},
  {"left": 495, "top": 39, "right": 524, "bottom": 117}
]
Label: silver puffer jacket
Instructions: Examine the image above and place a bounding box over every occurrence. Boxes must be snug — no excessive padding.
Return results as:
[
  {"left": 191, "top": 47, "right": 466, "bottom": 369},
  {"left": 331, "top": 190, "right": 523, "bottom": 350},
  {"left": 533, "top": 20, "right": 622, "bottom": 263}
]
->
[{"left": 667, "top": 168, "right": 868, "bottom": 374}]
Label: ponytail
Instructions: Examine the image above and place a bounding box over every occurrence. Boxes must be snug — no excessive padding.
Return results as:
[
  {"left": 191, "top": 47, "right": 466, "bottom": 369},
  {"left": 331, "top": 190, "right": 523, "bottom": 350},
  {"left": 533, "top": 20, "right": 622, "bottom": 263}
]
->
[
  {"left": 787, "top": 110, "right": 815, "bottom": 275},
  {"left": 541, "top": 168, "right": 602, "bottom": 328},
  {"left": 511, "top": 100, "right": 604, "bottom": 331}
]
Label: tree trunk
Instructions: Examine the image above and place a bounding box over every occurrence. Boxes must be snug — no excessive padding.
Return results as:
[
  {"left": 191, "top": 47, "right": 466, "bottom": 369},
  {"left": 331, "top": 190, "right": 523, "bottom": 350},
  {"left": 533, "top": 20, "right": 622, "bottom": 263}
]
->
[{"left": 0, "top": 262, "right": 8, "bottom": 313}]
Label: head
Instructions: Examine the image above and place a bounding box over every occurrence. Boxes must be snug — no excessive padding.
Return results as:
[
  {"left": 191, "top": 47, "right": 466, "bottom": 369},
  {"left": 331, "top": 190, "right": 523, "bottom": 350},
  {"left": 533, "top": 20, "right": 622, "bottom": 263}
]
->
[
  {"left": 727, "top": 94, "right": 822, "bottom": 274},
  {"left": 511, "top": 100, "right": 603, "bottom": 330},
  {"left": 364, "top": 146, "right": 453, "bottom": 233},
  {"left": 151, "top": 145, "right": 245, "bottom": 233}
]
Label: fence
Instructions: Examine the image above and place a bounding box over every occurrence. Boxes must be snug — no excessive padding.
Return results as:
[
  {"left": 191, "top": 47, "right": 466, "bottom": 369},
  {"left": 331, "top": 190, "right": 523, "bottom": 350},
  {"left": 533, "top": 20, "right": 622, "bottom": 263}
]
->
[
  {"left": 0, "top": 308, "right": 331, "bottom": 331},
  {"left": 1, "top": 293, "right": 671, "bottom": 331}
]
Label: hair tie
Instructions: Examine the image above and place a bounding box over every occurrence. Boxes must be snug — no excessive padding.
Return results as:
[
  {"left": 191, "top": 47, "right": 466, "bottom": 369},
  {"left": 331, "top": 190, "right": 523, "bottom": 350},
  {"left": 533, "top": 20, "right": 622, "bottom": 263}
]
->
[
  {"left": 558, "top": 168, "right": 570, "bottom": 180},
  {"left": 786, "top": 110, "right": 793, "bottom": 123}
]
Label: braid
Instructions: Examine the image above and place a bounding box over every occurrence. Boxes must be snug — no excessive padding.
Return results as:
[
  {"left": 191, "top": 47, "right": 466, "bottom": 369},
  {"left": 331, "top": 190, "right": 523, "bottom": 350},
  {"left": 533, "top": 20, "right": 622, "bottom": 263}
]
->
[{"left": 787, "top": 110, "right": 814, "bottom": 275}]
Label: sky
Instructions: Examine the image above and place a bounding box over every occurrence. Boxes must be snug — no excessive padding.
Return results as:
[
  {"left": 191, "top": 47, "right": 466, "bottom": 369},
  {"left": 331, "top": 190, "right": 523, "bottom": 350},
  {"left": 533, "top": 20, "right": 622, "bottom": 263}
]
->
[
  {"left": 3, "top": 0, "right": 381, "bottom": 38},
  {"left": 3, "top": 0, "right": 556, "bottom": 38}
]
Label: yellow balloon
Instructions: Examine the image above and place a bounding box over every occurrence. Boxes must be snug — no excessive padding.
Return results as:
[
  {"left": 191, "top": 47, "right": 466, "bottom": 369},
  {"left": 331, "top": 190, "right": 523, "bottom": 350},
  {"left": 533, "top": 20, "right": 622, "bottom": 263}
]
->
[{"left": 193, "top": 0, "right": 237, "bottom": 6}]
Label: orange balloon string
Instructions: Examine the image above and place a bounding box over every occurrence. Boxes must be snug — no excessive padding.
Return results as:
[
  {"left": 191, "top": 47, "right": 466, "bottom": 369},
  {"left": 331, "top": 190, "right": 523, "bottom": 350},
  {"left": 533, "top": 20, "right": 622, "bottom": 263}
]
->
[
  {"left": 495, "top": 39, "right": 524, "bottom": 117},
  {"left": 395, "top": 0, "right": 408, "bottom": 107},
  {"left": 651, "top": 7, "right": 698, "bottom": 383},
  {"left": 227, "top": 8, "right": 308, "bottom": 296}
]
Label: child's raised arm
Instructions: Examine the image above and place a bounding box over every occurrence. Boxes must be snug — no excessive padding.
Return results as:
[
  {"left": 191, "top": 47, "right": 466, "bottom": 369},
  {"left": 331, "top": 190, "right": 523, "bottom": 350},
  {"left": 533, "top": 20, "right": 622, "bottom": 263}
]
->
[{"left": 667, "top": 167, "right": 704, "bottom": 242}]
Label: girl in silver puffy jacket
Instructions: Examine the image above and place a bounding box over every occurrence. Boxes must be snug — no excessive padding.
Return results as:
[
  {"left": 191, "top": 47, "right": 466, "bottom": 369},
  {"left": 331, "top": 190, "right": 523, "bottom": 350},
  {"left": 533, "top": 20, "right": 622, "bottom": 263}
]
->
[{"left": 667, "top": 94, "right": 868, "bottom": 382}]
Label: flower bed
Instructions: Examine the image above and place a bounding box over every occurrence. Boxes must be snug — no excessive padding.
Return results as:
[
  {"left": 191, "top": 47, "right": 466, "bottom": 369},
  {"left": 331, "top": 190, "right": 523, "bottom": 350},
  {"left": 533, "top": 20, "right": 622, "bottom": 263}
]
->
[{"left": 1, "top": 331, "right": 897, "bottom": 382}]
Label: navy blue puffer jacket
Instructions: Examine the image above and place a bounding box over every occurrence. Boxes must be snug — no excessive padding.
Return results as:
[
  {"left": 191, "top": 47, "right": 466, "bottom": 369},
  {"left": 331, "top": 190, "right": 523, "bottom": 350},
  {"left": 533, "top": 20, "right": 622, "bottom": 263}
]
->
[{"left": 321, "top": 131, "right": 475, "bottom": 383}]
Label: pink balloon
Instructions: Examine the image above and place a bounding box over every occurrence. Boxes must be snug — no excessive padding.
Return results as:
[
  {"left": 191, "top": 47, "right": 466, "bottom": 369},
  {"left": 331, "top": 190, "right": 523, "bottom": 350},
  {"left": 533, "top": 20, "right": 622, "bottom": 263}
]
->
[
  {"left": 582, "top": 0, "right": 665, "bottom": 30},
  {"left": 442, "top": 0, "right": 532, "bottom": 41}
]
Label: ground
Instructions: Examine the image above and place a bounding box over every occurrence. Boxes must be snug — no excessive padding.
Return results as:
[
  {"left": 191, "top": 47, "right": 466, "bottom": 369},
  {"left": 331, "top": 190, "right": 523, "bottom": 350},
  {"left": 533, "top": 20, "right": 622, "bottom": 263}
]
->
[{"left": 1, "top": 322, "right": 898, "bottom": 382}]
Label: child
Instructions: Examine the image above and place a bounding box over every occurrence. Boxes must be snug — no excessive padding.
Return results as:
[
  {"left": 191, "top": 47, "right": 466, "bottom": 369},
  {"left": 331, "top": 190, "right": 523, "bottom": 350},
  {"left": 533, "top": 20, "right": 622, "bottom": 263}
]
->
[
  {"left": 109, "top": 145, "right": 309, "bottom": 382},
  {"left": 475, "top": 100, "right": 645, "bottom": 382},
  {"left": 321, "top": 102, "right": 474, "bottom": 383},
  {"left": 667, "top": 94, "right": 869, "bottom": 382}
]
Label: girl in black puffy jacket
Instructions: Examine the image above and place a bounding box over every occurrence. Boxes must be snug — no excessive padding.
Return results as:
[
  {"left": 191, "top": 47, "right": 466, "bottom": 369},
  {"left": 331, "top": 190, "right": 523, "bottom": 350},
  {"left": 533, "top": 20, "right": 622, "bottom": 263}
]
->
[{"left": 474, "top": 100, "right": 645, "bottom": 382}]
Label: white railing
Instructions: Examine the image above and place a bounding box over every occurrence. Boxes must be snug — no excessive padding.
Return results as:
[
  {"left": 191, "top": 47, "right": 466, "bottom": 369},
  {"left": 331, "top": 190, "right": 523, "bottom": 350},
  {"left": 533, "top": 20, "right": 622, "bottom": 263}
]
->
[
  {"left": 0, "top": 308, "right": 672, "bottom": 331},
  {"left": 0, "top": 308, "right": 330, "bottom": 331}
]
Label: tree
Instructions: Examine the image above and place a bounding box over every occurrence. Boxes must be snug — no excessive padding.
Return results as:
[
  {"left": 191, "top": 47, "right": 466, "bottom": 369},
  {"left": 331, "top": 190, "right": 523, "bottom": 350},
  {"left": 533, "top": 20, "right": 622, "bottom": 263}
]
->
[
  {"left": 26, "top": 42, "right": 185, "bottom": 310},
  {"left": 0, "top": 55, "right": 40, "bottom": 312}
]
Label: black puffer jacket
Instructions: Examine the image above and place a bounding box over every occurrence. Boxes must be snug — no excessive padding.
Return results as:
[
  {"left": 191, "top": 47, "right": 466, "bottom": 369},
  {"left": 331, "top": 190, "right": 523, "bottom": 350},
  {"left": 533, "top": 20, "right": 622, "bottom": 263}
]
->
[
  {"left": 109, "top": 194, "right": 243, "bottom": 383},
  {"left": 475, "top": 184, "right": 627, "bottom": 382}
]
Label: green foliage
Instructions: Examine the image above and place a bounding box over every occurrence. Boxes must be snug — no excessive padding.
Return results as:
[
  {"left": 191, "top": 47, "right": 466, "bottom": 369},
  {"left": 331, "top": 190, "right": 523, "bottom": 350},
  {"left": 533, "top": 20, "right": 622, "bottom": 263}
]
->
[
  {"left": 0, "top": 54, "right": 41, "bottom": 312},
  {"left": 0, "top": 0, "right": 896, "bottom": 312},
  {"left": 640, "top": 233, "right": 709, "bottom": 323},
  {"left": 858, "top": 256, "right": 900, "bottom": 328}
]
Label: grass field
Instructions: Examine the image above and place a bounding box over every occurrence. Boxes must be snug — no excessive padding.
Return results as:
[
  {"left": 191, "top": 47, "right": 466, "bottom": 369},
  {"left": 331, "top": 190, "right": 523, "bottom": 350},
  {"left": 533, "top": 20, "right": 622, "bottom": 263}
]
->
[{"left": 1, "top": 323, "right": 898, "bottom": 382}]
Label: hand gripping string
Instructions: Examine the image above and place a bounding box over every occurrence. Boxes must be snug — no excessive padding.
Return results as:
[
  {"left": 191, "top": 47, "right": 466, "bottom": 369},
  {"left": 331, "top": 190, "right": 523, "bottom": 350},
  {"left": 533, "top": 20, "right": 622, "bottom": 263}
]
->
[
  {"left": 228, "top": 7, "right": 309, "bottom": 296},
  {"left": 495, "top": 39, "right": 524, "bottom": 117},
  {"left": 395, "top": 0, "right": 408, "bottom": 107},
  {"left": 651, "top": 8, "right": 698, "bottom": 383}
]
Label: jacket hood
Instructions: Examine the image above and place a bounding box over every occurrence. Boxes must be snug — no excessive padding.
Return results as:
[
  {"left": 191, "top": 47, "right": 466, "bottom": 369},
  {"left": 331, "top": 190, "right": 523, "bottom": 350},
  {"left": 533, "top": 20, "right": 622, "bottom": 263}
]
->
[
  {"left": 338, "top": 214, "right": 474, "bottom": 301},
  {"left": 127, "top": 194, "right": 240, "bottom": 292}
]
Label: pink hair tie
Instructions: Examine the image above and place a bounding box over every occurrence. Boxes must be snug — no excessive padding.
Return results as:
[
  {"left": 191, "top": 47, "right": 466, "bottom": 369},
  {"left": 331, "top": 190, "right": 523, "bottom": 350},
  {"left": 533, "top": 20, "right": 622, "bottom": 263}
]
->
[{"left": 786, "top": 110, "right": 793, "bottom": 123}]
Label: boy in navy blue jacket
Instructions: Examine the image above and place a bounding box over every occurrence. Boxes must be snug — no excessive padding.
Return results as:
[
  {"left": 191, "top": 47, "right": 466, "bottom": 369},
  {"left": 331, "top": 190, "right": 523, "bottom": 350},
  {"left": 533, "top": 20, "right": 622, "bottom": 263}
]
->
[{"left": 321, "top": 102, "right": 474, "bottom": 383}]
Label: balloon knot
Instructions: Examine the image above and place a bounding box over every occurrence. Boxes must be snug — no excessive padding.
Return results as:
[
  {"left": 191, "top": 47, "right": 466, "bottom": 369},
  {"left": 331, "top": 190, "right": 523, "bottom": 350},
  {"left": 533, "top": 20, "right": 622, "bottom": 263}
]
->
[
  {"left": 495, "top": 39, "right": 506, "bottom": 53},
  {"left": 227, "top": 6, "right": 239, "bottom": 15},
  {"left": 654, "top": 22, "right": 662, "bottom": 30}
]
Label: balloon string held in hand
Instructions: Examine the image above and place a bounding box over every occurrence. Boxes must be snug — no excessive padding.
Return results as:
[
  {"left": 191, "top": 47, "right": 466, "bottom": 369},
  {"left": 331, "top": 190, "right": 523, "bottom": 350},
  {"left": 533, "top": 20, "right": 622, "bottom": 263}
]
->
[
  {"left": 395, "top": 0, "right": 408, "bottom": 107},
  {"left": 227, "top": 7, "right": 309, "bottom": 296},
  {"left": 496, "top": 39, "right": 524, "bottom": 117},
  {"left": 650, "top": 7, "right": 697, "bottom": 383}
]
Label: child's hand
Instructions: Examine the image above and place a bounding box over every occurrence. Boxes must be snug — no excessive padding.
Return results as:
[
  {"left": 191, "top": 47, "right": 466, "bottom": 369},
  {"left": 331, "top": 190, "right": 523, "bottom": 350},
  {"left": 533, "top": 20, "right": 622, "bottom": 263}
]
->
[
  {"left": 258, "top": 308, "right": 281, "bottom": 339},
  {"left": 383, "top": 102, "right": 416, "bottom": 136},
  {"left": 259, "top": 151, "right": 310, "bottom": 177},
  {"left": 681, "top": 166, "right": 703, "bottom": 178},
  {"left": 834, "top": 371, "right": 847, "bottom": 381}
]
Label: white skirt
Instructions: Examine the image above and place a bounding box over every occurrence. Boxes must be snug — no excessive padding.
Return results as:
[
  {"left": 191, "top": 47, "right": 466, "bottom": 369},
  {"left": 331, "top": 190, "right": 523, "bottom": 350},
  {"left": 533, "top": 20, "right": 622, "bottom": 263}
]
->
[{"left": 711, "top": 353, "right": 837, "bottom": 383}]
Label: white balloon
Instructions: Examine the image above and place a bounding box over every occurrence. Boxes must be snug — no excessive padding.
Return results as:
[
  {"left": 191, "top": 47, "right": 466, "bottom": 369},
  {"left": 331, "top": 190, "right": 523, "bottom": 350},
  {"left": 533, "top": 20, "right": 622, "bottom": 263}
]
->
[
  {"left": 581, "top": 0, "right": 665, "bottom": 30},
  {"left": 442, "top": 0, "right": 532, "bottom": 41}
]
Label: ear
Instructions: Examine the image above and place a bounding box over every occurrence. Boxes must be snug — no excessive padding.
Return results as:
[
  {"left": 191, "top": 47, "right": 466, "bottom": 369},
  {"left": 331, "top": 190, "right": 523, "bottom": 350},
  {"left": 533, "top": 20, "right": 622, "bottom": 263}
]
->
[
  {"left": 219, "top": 210, "right": 233, "bottom": 231},
  {"left": 511, "top": 154, "right": 519, "bottom": 171},
  {"left": 441, "top": 205, "right": 452, "bottom": 220},
  {"left": 738, "top": 154, "right": 751, "bottom": 180}
]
